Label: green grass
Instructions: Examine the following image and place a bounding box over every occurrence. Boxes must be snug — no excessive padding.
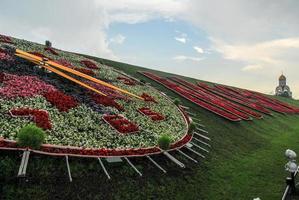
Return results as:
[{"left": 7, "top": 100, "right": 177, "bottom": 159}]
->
[{"left": 1, "top": 55, "right": 299, "bottom": 200}]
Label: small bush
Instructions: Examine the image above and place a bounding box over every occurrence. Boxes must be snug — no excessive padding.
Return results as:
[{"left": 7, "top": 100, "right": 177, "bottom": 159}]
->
[
  {"left": 17, "top": 124, "right": 45, "bottom": 149},
  {"left": 158, "top": 134, "right": 171, "bottom": 150},
  {"left": 188, "top": 122, "right": 196, "bottom": 134},
  {"left": 174, "top": 98, "right": 181, "bottom": 106}
]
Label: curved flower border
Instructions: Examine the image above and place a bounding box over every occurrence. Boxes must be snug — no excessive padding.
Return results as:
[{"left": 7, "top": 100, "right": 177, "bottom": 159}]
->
[{"left": 0, "top": 105, "right": 191, "bottom": 158}]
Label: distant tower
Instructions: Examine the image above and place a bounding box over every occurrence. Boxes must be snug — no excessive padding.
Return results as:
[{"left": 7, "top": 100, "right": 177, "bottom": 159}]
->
[{"left": 275, "top": 73, "right": 292, "bottom": 98}]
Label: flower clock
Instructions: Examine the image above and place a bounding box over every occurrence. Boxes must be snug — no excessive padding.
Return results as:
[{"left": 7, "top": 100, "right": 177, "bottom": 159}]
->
[{"left": 0, "top": 34, "right": 190, "bottom": 158}]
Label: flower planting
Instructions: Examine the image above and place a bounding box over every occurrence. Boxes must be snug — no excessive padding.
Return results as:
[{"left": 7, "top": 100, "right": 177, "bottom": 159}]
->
[
  {"left": 0, "top": 34, "right": 13, "bottom": 44},
  {"left": 73, "top": 67, "right": 95, "bottom": 76},
  {"left": 81, "top": 60, "right": 98, "bottom": 69},
  {"left": 103, "top": 114, "right": 139, "bottom": 134},
  {"left": 141, "top": 93, "right": 157, "bottom": 103},
  {"left": 28, "top": 51, "right": 51, "bottom": 59},
  {"left": 0, "top": 73, "right": 56, "bottom": 98},
  {"left": 10, "top": 108, "right": 52, "bottom": 130},
  {"left": 44, "top": 47, "right": 59, "bottom": 55},
  {"left": 92, "top": 94, "right": 124, "bottom": 111},
  {"left": 0, "top": 49, "right": 13, "bottom": 61},
  {"left": 138, "top": 107, "right": 165, "bottom": 121},
  {"left": 54, "top": 59, "right": 74, "bottom": 68},
  {"left": 0, "top": 34, "right": 189, "bottom": 157},
  {"left": 117, "top": 76, "right": 136, "bottom": 85},
  {"left": 43, "top": 90, "right": 78, "bottom": 112}
]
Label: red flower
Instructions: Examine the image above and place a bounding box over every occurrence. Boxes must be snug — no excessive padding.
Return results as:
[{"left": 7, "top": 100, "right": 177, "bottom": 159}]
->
[
  {"left": 92, "top": 95, "right": 124, "bottom": 111},
  {"left": 80, "top": 60, "right": 98, "bottom": 69},
  {"left": 117, "top": 76, "right": 136, "bottom": 85},
  {"left": 54, "top": 59, "right": 74, "bottom": 68},
  {"left": 73, "top": 67, "right": 95, "bottom": 76},
  {"left": 44, "top": 47, "right": 59, "bottom": 55},
  {"left": 28, "top": 52, "right": 51, "bottom": 59},
  {"left": 43, "top": 91, "right": 78, "bottom": 112},
  {"left": 138, "top": 107, "right": 165, "bottom": 121},
  {"left": 103, "top": 114, "right": 139, "bottom": 134},
  {"left": 141, "top": 93, "right": 157, "bottom": 103},
  {"left": 10, "top": 108, "right": 52, "bottom": 130}
]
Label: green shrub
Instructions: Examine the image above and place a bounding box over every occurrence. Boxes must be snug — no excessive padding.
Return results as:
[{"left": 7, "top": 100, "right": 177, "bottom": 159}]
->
[
  {"left": 17, "top": 124, "right": 45, "bottom": 149},
  {"left": 188, "top": 122, "right": 196, "bottom": 134},
  {"left": 174, "top": 98, "right": 181, "bottom": 106},
  {"left": 158, "top": 134, "right": 171, "bottom": 150}
]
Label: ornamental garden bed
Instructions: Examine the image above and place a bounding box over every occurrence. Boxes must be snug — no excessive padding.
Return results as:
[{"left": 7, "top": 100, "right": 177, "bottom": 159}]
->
[{"left": 0, "top": 34, "right": 190, "bottom": 157}]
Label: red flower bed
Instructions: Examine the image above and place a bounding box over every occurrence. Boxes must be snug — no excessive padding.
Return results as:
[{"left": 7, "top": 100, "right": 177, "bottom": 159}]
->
[
  {"left": 44, "top": 47, "right": 59, "bottom": 55},
  {"left": 117, "top": 76, "right": 136, "bottom": 85},
  {"left": 28, "top": 52, "right": 51, "bottom": 60},
  {"left": 92, "top": 94, "right": 124, "bottom": 111},
  {"left": 43, "top": 91, "right": 78, "bottom": 112},
  {"left": 80, "top": 60, "right": 98, "bottom": 69},
  {"left": 54, "top": 59, "right": 74, "bottom": 68},
  {"left": 141, "top": 93, "right": 157, "bottom": 103},
  {"left": 0, "top": 73, "right": 56, "bottom": 98},
  {"left": 198, "top": 82, "right": 271, "bottom": 115},
  {"left": 0, "top": 35, "right": 13, "bottom": 44},
  {"left": 138, "top": 107, "right": 165, "bottom": 121},
  {"left": 73, "top": 67, "right": 95, "bottom": 76},
  {"left": 140, "top": 71, "right": 242, "bottom": 122},
  {"left": 103, "top": 114, "right": 139, "bottom": 134},
  {"left": 10, "top": 108, "right": 52, "bottom": 130}
]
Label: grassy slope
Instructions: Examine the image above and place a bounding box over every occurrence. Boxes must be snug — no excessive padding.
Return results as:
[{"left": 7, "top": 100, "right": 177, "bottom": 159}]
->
[
  {"left": 1, "top": 54, "right": 299, "bottom": 200},
  {"left": 89, "top": 57, "right": 299, "bottom": 199}
]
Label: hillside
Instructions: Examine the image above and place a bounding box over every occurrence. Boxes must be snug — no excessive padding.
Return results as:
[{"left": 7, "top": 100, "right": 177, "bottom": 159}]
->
[{"left": 1, "top": 35, "right": 299, "bottom": 200}]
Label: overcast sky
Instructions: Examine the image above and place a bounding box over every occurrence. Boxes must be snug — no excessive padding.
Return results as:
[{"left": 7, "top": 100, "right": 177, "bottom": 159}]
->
[{"left": 0, "top": 0, "right": 298, "bottom": 98}]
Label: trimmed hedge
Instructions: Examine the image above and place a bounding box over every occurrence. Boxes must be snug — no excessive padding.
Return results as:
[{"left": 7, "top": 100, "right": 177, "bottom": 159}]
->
[
  {"left": 17, "top": 124, "right": 46, "bottom": 149},
  {"left": 158, "top": 134, "right": 171, "bottom": 150}
]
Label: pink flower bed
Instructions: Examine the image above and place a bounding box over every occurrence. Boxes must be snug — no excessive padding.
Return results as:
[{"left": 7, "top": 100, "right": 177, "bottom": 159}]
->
[
  {"left": 0, "top": 49, "right": 13, "bottom": 61},
  {"left": 0, "top": 34, "right": 13, "bottom": 44},
  {"left": 0, "top": 73, "right": 56, "bottom": 98}
]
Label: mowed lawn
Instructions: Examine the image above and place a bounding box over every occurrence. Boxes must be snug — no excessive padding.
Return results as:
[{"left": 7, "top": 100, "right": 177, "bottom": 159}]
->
[{"left": 1, "top": 55, "right": 299, "bottom": 200}]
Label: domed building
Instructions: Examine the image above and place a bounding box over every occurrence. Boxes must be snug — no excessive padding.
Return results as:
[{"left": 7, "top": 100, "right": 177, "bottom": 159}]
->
[{"left": 275, "top": 74, "right": 292, "bottom": 98}]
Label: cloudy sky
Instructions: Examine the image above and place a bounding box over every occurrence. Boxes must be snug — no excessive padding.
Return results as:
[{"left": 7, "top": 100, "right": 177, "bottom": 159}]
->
[{"left": 1, "top": 0, "right": 298, "bottom": 98}]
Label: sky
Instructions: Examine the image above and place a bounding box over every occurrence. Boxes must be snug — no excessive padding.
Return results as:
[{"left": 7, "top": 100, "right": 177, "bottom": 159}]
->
[{"left": 0, "top": 0, "right": 298, "bottom": 98}]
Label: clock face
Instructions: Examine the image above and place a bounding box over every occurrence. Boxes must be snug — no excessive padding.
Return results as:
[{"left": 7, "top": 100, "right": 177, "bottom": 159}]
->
[{"left": 0, "top": 36, "right": 189, "bottom": 157}]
